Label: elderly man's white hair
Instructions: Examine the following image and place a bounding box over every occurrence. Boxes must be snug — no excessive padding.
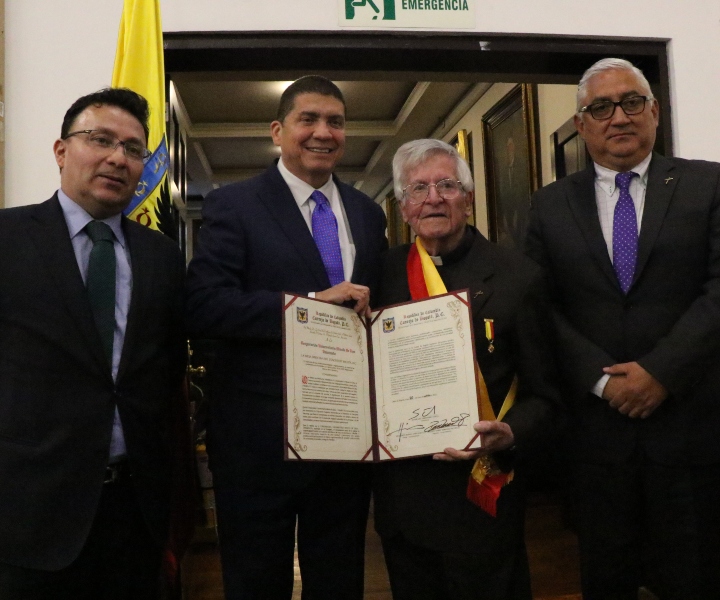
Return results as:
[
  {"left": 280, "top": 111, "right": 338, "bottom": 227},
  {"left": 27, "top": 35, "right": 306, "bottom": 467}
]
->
[
  {"left": 392, "top": 138, "right": 474, "bottom": 202},
  {"left": 576, "top": 58, "right": 654, "bottom": 112}
]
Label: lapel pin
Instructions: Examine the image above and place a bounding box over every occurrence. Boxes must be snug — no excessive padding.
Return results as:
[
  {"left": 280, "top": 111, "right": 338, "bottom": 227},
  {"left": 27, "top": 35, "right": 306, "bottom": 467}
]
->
[
  {"left": 665, "top": 177, "right": 674, "bottom": 184},
  {"left": 474, "top": 290, "right": 483, "bottom": 298}
]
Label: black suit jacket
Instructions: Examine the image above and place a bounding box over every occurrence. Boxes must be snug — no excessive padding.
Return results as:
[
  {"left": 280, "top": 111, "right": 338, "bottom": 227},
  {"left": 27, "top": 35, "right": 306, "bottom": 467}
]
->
[
  {"left": 373, "top": 228, "right": 559, "bottom": 553},
  {"left": 526, "top": 153, "right": 720, "bottom": 465},
  {"left": 185, "top": 164, "right": 387, "bottom": 480},
  {"left": 0, "top": 195, "right": 186, "bottom": 570}
]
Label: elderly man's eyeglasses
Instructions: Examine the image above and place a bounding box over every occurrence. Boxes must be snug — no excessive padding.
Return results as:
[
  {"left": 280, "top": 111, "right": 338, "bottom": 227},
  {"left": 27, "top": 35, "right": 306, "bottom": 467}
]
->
[
  {"left": 579, "top": 95, "right": 652, "bottom": 121},
  {"left": 63, "top": 130, "right": 151, "bottom": 163},
  {"left": 403, "top": 179, "right": 465, "bottom": 205}
]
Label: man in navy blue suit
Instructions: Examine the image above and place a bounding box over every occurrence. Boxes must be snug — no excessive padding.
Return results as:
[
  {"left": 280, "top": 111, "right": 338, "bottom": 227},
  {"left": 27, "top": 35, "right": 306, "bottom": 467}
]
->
[{"left": 186, "top": 76, "right": 387, "bottom": 599}]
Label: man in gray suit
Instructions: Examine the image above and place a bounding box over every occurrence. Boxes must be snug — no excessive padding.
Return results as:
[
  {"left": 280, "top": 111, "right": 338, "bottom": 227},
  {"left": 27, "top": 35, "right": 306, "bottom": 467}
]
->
[{"left": 526, "top": 58, "right": 720, "bottom": 599}]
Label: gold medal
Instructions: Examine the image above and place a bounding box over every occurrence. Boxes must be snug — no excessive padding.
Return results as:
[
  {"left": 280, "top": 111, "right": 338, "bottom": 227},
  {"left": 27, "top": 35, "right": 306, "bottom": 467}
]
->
[{"left": 484, "top": 318, "right": 495, "bottom": 353}]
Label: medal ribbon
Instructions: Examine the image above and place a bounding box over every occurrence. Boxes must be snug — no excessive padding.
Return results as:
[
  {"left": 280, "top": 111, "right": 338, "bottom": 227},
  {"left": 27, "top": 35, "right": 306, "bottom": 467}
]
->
[{"left": 407, "top": 238, "right": 516, "bottom": 516}]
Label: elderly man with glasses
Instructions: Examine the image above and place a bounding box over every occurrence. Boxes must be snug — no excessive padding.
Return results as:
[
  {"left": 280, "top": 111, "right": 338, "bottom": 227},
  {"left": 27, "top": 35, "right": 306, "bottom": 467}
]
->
[
  {"left": 373, "top": 138, "right": 560, "bottom": 600},
  {"left": 526, "top": 57, "right": 720, "bottom": 599}
]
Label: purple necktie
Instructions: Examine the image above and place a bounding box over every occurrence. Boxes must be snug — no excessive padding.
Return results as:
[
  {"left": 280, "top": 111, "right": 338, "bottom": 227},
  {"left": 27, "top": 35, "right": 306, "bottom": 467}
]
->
[
  {"left": 613, "top": 171, "right": 639, "bottom": 294},
  {"left": 311, "top": 190, "right": 344, "bottom": 286}
]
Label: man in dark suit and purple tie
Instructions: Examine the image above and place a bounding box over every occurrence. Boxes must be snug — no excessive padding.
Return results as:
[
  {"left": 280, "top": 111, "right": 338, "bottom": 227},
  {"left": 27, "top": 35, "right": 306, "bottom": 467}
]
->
[
  {"left": 186, "top": 76, "right": 387, "bottom": 600},
  {"left": 526, "top": 58, "right": 720, "bottom": 599}
]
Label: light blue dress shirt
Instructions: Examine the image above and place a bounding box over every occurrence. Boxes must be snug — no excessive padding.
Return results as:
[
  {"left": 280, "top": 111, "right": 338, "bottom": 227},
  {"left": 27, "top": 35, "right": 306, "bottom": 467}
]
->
[{"left": 58, "top": 190, "right": 132, "bottom": 462}]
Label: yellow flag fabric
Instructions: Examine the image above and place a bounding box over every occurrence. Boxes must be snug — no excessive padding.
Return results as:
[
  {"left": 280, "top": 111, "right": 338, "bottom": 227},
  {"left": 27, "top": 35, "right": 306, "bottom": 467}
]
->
[
  {"left": 414, "top": 238, "right": 447, "bottom": 295},
  {"left": 412, "top": 237, "right": 519, "bottom": 515},
  {"left": 112, "top": 0, "right": 168, "bottom": 230}
]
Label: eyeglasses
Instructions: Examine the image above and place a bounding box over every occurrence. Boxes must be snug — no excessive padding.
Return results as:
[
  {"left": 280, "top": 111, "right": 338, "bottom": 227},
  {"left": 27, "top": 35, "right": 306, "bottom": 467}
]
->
[
  {"left": 578, "top": 95, "right": 652, "bottom": 121},
  {"left": 63, "top": 129, "right": 151, "bottom": 163},
  {"left": 402, "top": 179, "right": 465, "bottom": 205}
]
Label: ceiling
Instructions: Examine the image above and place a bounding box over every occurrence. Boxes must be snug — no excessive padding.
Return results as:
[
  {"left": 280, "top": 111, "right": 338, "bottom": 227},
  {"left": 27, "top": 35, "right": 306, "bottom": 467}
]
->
[
  {"left": 164, "top": 32, "right": 672, "bottom": 208},
  {"left": 169, "top": 72, "right": 493, "bottom": 202}
]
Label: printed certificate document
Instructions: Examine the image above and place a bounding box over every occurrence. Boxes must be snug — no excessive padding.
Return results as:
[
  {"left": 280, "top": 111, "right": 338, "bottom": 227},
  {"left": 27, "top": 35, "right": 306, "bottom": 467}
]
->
[{"left": 283, "top": 290, "right": 480, "bottom": 462}]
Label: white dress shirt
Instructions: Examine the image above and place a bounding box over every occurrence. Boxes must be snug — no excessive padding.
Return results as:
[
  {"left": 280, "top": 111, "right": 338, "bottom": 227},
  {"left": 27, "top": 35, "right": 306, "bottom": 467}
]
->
[
  {"left": 590, "top": 152, "right": 652, "bottom": 398},
  {"left": 277, "top": 158, "right": 356, "bottom": 289}
]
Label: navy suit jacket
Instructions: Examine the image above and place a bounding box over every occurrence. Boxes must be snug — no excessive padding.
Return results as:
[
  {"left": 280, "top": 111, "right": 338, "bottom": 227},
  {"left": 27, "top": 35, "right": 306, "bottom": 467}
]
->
[
  {"left": 526, "top": 153, "right": 720, "bottom": 465},
  {"left": 0, "top": 195, "right": 186, "bottom": 570},
  {"left": 185, "top": 164, "right": 387, "bottom": 478}
]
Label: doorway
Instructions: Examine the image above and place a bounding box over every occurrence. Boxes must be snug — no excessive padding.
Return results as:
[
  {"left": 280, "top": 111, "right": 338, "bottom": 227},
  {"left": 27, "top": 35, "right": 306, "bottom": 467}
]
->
[
  {"left": 172, "top": 30, "right": 670, "bottom": 600},
  {"left": 164, "top": 30, "right": 671, "bottom": 248}
]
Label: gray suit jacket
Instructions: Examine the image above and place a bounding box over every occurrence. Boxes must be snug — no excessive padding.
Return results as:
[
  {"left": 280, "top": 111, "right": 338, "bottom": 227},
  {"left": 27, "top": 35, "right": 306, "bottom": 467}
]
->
[{"left": 526, "top": 153, "right": 720, "bottom": 465}]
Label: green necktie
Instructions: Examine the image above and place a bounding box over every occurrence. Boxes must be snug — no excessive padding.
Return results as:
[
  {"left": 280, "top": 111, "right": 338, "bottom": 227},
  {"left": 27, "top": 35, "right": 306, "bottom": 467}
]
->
[{"left": 85, "top": 220, "right": 116, "bottom": 364}]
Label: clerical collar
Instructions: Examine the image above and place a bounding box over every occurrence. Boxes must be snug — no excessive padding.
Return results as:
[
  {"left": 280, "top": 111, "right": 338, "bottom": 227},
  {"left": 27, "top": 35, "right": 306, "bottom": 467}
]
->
[{"left": 427, "top": 226, "right": 475, "bottom": 267}]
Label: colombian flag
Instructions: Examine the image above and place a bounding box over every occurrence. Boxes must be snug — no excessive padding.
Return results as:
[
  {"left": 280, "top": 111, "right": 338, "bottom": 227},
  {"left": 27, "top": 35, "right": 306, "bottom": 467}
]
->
[
  {"left": 112, "top": 2, "right": 195, "bottom": 588},
  {"left": 407, "top": 238, "right": 515, "bottom": 517},
  {"left": 112, "top": 0, "right": 169, "bottom": 231}
]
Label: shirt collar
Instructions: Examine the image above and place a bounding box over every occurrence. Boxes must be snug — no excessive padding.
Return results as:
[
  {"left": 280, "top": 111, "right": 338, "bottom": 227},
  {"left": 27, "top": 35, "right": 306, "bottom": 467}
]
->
[
  {"left": 593, "top": 152, "right": 652, "bottom": 195},
  {"left": 57, "top": 189, "right": 126, "bottom": 248},
  {"left": 277, "top": 158, "right": 334, "bottom": 206}
]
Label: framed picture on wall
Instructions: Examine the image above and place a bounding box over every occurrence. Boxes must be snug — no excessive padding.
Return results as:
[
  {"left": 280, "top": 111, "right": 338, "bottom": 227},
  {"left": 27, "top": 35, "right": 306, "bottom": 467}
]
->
[
  {"left": 386, "top": 193, "right": 412, "bottom": 248},
  {"left": 551, "top": 114, "right": 589, "bottom": 181},
  {"left": 482, "top": 84, "right": 541, "bottom": 249},
  {"left": 449, "top": 128, "right": 476, "bottom": 226}
]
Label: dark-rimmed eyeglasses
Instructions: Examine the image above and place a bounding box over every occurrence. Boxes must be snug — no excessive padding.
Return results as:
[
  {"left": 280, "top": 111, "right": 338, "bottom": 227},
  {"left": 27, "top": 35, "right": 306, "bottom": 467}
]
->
[
  {"left": 402, "top": 179, "right": 465, "bottom": 205},
  {"left": 579, "top": 95, "right": 652, "bottom": 121},
  {"left": 63, "top": 129, "right": 151, "bottom": 163}
]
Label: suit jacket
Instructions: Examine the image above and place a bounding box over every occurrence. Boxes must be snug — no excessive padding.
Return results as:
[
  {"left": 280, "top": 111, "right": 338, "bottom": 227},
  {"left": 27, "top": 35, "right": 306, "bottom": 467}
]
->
[
  {"left": 185, "top": 164, "right": 387, "bottom": 480},
  {"left": 525, "top": 153, "right": 720, "bottom": 465},
  {"left": 0, "top": 195, "right": 186, "bottom": 571},
  {"left": 373, "top": 227, "right": 560, "bottom": 553}
]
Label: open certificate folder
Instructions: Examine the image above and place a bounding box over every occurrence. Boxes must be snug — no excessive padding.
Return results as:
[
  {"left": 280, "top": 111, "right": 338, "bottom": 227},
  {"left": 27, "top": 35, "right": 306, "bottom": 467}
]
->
[{"left": 283, "top": 290, "right": 481, "bottom": 462}]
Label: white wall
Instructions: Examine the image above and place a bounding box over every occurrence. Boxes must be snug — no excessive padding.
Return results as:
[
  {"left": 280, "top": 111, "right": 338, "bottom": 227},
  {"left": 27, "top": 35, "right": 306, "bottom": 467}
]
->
[
  {"left": 6, "top": 0, "right": 720, "bottom": 207},
  {"left": 5, "top": 1, "right": 123, "bottom": 207}
]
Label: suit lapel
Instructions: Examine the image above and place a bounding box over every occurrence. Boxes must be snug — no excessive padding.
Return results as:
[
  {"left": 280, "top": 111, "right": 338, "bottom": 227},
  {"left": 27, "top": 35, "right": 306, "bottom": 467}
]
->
[
  {"left": 28, "top": 196, "right": 108, "bottom": 375},
  {"left": 257, "top": 166, "right": 330, "bottom": 289},
  {"left": 117, "top": 219, "right": 146, "bottom": 381},
  {"left": 566, "top": 166, "right": 619, "bottom": 289},
  {"left": 336, "top": 179, "right": 366, "bottom": 283},
  {"left": 459, "top": 233, "right": 495, "bottom": 316},
  {"left": 635, "top": 153, "right": 677, "bottom": 282}
]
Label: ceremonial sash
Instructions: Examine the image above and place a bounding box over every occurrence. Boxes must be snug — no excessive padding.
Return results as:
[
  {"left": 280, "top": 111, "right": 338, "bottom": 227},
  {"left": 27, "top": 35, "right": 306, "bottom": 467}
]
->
[{"left": 406, "top": 238, "right": 516, "bottom": 517}]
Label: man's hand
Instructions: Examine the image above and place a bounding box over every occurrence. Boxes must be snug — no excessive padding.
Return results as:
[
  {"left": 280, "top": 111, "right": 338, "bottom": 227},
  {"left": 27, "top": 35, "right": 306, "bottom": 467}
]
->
[
  {"left": 315, "top": 282, "right": 372, "bottom": 317},
  {"left": 433, "top": 420, "right": 515, "bottom": 462},
  {"left": 602, "top": 361, "right": 668, "bottom": 419}
]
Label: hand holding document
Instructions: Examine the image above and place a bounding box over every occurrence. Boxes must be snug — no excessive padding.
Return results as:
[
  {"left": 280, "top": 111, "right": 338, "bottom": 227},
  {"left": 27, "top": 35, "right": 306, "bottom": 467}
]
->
[{"left": 283, "top": 290, "right": 481, "bottom": 462}]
